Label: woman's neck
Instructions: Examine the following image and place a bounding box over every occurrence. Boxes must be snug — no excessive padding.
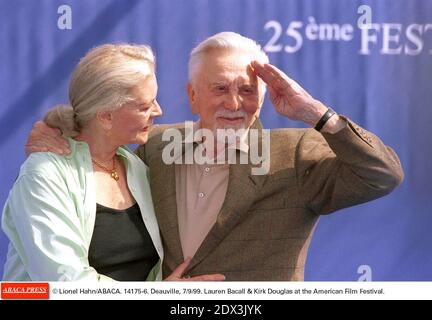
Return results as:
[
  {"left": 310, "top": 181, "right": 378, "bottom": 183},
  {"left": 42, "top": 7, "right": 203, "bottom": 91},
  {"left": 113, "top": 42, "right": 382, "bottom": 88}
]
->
[{"left": 75, "top": 127, "right": 118, "bottom": 163}]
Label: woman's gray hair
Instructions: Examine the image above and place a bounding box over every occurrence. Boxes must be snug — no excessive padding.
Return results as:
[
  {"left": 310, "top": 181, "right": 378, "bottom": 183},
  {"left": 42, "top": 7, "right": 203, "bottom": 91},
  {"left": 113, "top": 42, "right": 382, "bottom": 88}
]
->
[
  {"left": 44, "top": 44, "right": 155, "bottom": 137},
  {"left": 188, "top": 32, "right": 269, "bottom": 85}
]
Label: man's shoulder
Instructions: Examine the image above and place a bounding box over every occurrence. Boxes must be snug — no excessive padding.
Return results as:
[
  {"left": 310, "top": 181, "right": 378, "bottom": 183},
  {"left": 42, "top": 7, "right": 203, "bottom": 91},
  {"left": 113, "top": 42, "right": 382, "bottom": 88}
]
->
[
  {"left": 149, "top": 123, "right": 185, "bottom": 136},
  {"left": 145, "top": 123, "right": 185, "bottom": 146},
  {"left": 135, "top": 123, "right": 186, "bottom": 160}
]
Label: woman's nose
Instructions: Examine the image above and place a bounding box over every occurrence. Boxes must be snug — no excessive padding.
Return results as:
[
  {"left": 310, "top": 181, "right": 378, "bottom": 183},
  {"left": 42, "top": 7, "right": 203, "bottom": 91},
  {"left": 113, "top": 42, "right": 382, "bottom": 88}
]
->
[{"left": 152, "top": 100, "right": 163, "bottom": 117}]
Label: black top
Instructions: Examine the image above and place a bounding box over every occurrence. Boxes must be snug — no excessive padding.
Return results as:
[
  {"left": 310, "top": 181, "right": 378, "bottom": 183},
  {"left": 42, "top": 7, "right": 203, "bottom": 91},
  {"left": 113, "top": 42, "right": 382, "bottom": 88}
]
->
[{"left": 88, "top": 203, "right": 159, "bottom": 281}]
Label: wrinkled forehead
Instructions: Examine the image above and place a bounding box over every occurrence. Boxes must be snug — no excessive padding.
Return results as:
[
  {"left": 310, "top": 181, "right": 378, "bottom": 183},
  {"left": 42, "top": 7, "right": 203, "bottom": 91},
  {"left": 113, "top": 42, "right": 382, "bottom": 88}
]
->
[{"left": 200, "top": 49, "right": 259, "bottom": 83}]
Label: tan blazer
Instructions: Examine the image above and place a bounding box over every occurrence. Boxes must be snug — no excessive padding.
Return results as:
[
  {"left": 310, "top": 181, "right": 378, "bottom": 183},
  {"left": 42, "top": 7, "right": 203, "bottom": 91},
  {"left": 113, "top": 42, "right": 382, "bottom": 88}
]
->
[{"left": 136, "top": 119, "right": 403, "bottom": 280}]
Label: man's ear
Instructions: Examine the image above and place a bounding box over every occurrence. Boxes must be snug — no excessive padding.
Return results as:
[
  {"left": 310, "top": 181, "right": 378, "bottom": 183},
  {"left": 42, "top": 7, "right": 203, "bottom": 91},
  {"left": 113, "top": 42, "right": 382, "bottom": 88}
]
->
[
  {"left": 96, "top": 110, "right": 113, "bottom": 130},
  {"left": 187, "top": 82, "right": 199, "bottom": 114}
]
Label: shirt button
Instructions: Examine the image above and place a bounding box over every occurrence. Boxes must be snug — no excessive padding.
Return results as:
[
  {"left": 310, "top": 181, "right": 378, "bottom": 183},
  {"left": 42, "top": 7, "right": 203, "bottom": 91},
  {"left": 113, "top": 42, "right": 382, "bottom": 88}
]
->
[
  {"left": 198, "top": 192, "right": 205, "bottom": 198},
  {"left": 204, "top": 167, "right": 210, "bottom": 173}
]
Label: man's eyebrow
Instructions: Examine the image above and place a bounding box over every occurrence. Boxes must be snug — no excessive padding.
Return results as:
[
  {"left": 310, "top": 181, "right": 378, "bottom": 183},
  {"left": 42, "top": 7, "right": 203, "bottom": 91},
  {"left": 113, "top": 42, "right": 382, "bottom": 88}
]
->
[{"left": 210, "top": 81, "right": 228, "bottom": 86}]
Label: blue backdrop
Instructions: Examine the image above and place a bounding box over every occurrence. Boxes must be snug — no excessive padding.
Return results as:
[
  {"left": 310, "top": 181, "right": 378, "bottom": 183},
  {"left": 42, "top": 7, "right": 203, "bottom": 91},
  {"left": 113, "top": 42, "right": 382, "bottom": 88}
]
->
[{"left": 1, "top": 0, "right": 431, "bottom": 280}]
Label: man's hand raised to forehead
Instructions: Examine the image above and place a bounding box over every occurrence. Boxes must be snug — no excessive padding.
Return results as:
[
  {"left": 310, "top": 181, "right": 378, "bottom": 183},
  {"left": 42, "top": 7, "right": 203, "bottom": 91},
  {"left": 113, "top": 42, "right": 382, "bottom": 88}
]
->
[
  {"left": 25, "top": 121, "right": 71, "bottom": 156},
  {"left": 251, "top": 61, "right": 345, "bottom": 134}
]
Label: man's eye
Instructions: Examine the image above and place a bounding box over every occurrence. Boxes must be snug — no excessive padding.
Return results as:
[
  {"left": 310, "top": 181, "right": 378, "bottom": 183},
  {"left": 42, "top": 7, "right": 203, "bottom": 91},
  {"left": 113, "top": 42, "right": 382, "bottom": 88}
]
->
[
  {"left": 215, "top": 86, "right": 227, "bottom": 92},
  {"left": 241, "top": 87, "right": 255, "bottom": 94}
]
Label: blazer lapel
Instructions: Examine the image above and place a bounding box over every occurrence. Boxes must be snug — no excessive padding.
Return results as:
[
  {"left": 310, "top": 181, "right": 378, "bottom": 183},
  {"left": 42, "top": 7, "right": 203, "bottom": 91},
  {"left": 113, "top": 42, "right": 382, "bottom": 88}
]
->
[
  {"left": 150, "top": 126, "right": 199, "bottom": 268},
  {"left": 150, "top": 139, "right": 185, "bottom": 267}
]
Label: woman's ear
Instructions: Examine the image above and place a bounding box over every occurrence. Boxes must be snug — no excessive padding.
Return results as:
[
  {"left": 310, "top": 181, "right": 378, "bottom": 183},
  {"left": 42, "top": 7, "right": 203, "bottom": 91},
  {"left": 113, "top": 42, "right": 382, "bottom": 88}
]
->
[
  {"left": 96, "top": 110, "right": 113, "bottom": 131},
  {"left": 187, "top": 83, "right": 199, "bottom": 114}
]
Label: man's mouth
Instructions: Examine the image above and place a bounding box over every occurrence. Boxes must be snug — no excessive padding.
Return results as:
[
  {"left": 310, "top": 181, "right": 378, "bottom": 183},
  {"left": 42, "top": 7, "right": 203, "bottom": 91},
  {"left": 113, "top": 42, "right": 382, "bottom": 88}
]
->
[{"left": 217, "top": 117, "right": 245, "bottom": 124}]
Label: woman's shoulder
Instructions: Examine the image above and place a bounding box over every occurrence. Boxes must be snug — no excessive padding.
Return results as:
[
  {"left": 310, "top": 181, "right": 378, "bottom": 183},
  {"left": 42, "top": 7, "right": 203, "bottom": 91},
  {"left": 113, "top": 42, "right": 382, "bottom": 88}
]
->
[
  {"left": 21, "top": 152, "right": 62, "bottom": 171},
  {"left": 19, "top": 151, "right": 76, "bottom": 180}
]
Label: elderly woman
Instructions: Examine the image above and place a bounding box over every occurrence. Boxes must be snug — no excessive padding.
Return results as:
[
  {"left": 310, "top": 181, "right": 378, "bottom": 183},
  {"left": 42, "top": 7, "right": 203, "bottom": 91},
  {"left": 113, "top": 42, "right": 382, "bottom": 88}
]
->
[{"left": 2, "top": 44, "right": 224, "bottom": 282}]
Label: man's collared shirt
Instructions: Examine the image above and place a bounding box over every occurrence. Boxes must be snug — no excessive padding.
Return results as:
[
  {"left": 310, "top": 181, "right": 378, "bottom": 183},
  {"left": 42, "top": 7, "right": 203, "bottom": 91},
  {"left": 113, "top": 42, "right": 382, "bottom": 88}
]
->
[{"left": 175, "top": 121, "right": 249, "bottom": 258}]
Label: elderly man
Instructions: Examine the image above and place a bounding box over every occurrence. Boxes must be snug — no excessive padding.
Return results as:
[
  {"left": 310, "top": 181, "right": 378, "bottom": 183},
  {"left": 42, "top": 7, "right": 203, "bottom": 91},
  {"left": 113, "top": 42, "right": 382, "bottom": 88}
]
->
[{"left": 26, "top": 32, "right": 403, "bottom": 280}]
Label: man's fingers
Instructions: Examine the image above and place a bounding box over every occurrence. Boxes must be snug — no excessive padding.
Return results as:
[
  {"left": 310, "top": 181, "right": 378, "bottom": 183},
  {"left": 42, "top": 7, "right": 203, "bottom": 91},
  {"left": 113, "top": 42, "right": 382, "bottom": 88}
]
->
[
  {"left": 251, "top": 61, "right": 279, "bottom": 86},
  {"left": 262, "top": 63, "right": 292, "bottom": 82},
  {"left": 267, "top": 86, "right": 281, "bottom": 104},
  {"left": 47, "top": 126, "right": 62, "bottom": 136},
  {"left": 262, "top": 63, "right": 312, "bottom": 97},
  {"left": 252, "top": 61, "right": 298, "bottom": 94},
  {"left": 170, "top": 257, "right": 192, "bottom": 278},
  {"left": 26, "top": 135, "right": 70, "bottom": 155},
  {"left": 263, "top": 63, "right": 302, "bottom": 92},
  {"left": 32, "top": 121, "right": 61, "bottom": 136},
  {"left": 54, "top": 136, "right": 71, "bottom": 150},
  {"left": 40, "top": 135, "right": 69, "bottom": 153},
  {"left": 187, "top": 274, "right": 226, "bottom": 281},
  {"left": 165, "top": 261, "right": 225, "bottom": 281},
  {"left": 40, "top": 132, "right": 70, "bottom": 150},
  {"left": 41, "top": 134, "right": 70, "bottom": 152},
  {"left": 27, "top": 120, "right": 71, "bottom": 155},
  {"left": 32, "top": 121, "right": 47, "bottom": 130}
]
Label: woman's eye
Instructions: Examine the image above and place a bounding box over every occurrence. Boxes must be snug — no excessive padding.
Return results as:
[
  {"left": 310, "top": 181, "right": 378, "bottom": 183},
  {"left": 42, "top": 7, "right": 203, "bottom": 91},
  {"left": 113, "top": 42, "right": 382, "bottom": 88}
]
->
[{"left": 137, "top": 105, "right": 150, "bottom": 112}]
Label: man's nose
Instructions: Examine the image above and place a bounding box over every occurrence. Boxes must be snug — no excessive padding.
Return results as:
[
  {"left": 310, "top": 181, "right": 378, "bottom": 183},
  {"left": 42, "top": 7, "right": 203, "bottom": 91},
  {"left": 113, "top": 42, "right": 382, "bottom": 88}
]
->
[{"left": 224, "top": 92, "right": 242, "bottom": 111}]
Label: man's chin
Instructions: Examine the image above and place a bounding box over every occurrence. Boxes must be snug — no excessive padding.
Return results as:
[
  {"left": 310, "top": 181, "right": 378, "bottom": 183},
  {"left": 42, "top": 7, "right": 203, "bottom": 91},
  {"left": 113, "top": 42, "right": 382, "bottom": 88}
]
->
[
  {"left": 212, "top": 125, "right": 247, "bottom": 144},
  {"left": 215, "top": 122, "right": 247, "bottom": 131}
]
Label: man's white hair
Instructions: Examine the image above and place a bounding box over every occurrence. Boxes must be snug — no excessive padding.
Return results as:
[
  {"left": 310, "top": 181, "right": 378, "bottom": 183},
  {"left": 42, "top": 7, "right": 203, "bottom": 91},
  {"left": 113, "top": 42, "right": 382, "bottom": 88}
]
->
[{"left": 188, "top": 32, "right": 270, "bottom": 84}]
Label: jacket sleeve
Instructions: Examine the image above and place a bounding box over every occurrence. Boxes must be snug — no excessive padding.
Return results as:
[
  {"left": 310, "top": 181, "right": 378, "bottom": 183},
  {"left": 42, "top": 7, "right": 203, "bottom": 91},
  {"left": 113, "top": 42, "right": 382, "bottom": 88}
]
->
[
  {"left": 296, "top": 117, "right": 404, "bottom": 215},
  {"left": 2, "top": 172, "right": 114, "bottom": 281}
]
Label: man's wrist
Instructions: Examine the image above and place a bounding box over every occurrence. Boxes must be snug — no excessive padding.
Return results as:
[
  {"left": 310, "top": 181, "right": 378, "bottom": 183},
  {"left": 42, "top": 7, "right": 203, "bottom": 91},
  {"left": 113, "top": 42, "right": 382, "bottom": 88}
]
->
[
  {"left": 301, "top": 101, "right": 329, "bottom": 127},
  {"left": 310, "top": 104, "right": 346, "bottom": 134},
  {"left": 320, "top": 114, "right": 346, "bottom": 134},
  {"left": 298, "top": 101, "right": 346, "bottom": 134},
  {"left": 314, "top": 108, "right": 336, "bottom": 132}
]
